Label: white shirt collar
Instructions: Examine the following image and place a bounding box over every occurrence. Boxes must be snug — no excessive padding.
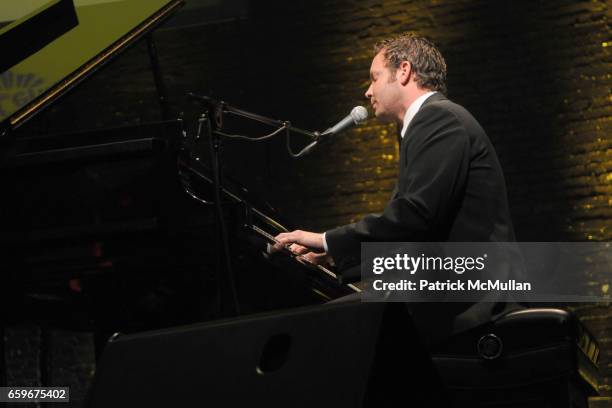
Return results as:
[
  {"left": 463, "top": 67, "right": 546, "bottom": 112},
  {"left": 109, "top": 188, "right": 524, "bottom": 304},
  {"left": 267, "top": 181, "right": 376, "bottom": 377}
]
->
[{"left": 400, "top": 91, "right": 437, "bottom": 138}]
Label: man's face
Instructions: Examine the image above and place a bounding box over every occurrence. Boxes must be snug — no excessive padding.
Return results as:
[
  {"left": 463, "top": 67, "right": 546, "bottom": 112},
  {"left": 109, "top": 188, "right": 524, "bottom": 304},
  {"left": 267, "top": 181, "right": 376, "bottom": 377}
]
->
[{"left": 365, "top": 51, "right": 403, "bottom": 122}]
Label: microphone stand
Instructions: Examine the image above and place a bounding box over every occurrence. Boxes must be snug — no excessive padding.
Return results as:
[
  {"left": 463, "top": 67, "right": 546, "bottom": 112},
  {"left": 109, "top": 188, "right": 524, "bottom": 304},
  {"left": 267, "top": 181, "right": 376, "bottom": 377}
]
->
[
  {"left": 194, "top": 110, "right": 241, "bottom": 317},
  {"left": 188, "top": 93, "right": 324, "bottom": 157},
  {"left": 189, "top": 93, "right": 327, "bottom": 318}
]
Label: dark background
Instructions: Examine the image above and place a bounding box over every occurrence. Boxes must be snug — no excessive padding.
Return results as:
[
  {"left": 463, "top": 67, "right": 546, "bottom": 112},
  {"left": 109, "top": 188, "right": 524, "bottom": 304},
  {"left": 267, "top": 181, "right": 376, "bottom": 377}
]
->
[{"left": 7, "top": 0, "right": 611, "bottom": 406}]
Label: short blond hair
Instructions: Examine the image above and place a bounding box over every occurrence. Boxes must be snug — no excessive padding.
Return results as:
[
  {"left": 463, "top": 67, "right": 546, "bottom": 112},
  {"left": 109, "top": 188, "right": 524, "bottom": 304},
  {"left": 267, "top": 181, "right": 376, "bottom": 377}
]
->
[{"left": 374, "top": 32, "right": 447, "bottom": 94}]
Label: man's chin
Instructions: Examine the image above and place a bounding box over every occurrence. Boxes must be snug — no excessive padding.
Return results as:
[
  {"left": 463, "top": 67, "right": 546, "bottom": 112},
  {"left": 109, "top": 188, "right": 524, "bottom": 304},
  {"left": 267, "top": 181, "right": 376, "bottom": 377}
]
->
[{"left": 374, "top": 111, "right": 393, "bottom": 122}]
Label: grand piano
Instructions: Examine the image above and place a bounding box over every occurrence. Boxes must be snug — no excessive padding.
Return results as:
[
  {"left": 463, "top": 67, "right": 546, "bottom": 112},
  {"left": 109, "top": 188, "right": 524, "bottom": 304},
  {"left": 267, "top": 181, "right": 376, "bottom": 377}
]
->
[
  {"left": 0, "top": 0, "right": 358, "bottom": 363},
  {"left": 0, "top": 3, "right": 601, "bottom": 407}
]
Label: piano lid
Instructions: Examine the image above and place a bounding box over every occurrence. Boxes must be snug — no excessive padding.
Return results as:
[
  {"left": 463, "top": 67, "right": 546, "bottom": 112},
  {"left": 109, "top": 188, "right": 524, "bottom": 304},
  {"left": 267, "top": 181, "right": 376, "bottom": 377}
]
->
[{"left": 0, "top": 0, "right": 184, "bottom": 134}]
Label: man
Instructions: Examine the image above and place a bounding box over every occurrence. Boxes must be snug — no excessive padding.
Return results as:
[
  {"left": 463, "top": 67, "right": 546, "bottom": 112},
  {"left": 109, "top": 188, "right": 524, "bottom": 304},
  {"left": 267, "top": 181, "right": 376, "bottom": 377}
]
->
[{"left": 273, "top": 33, "right": 517, "bottom": 341}]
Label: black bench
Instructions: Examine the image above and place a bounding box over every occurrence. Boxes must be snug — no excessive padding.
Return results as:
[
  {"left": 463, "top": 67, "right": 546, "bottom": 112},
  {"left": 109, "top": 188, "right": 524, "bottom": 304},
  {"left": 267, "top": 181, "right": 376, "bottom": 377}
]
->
[{"left": 431, "top": 308, "right": 599, "bottom": 408}]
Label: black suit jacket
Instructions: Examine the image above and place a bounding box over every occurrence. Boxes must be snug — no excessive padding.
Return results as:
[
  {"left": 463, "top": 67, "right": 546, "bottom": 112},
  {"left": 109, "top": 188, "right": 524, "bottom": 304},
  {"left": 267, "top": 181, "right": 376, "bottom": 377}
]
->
[{"left": 325, "top": 93, "right": 519, "bottom": 342}]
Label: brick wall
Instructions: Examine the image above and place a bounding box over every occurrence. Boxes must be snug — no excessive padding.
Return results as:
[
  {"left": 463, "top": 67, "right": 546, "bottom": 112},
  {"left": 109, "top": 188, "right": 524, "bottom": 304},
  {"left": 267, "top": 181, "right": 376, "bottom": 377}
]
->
[{"left": 16, "top": 0, "right": 611, "bottom": 405}]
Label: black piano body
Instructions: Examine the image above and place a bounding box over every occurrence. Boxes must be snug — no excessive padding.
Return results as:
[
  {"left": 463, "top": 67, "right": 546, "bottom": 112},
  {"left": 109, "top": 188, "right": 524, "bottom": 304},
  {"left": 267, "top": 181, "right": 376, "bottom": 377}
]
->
[
  {"left": 1, "top": 117, "right": 357, "bottom": 344},
  {"left": 0, "top": 0, "right": 356, "bottom": 356}
]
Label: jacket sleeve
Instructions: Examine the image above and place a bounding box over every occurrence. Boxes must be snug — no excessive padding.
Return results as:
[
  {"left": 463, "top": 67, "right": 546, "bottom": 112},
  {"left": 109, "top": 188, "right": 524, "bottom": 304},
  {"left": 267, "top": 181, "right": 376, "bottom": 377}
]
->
[{"left": 325, "top": 103, "right": 471, "bottom": 274}]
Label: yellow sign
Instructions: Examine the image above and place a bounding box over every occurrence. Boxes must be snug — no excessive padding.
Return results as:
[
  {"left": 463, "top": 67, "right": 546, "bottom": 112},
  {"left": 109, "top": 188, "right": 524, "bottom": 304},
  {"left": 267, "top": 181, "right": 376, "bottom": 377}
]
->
[{"left": 0, "top": 0, "right": 179, "bottom": 124}]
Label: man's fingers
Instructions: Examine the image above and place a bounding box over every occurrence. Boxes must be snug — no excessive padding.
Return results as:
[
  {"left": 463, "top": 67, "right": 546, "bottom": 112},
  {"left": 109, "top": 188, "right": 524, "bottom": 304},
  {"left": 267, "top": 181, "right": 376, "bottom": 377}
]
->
[
  {"left": 274, "top": 231, "right": 299, "bottom": 245},
  {"left": 289, "top": 244, "right": 309, "bottom": 255},
  {"left": 301, "top": 252, "right": 332, "bottom": 266},
  {"left": 272, "top": 231, "right": 301, "bottom": 251},
  {"left": 272, "top": 229, "right": 324, "bottom": 253}
]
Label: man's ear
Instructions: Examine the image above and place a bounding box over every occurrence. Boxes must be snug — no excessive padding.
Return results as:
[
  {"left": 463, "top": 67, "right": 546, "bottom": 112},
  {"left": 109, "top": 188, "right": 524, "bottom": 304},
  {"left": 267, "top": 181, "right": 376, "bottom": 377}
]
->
[{"left": 398, "top": 61, "right": 412, "bottom": 86}]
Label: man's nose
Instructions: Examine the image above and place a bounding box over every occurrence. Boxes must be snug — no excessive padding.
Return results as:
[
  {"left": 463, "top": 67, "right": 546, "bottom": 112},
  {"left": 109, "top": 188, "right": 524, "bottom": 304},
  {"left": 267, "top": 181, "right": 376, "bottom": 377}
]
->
[{"left": 365, "top": 85, "right": 372, "bottom": 99}]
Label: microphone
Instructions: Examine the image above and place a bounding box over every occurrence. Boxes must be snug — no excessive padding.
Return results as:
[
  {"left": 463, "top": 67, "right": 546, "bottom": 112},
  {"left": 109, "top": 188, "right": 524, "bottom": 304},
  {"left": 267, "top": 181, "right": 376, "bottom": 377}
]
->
[
  {"left": 321, "top": 106, "right": 369, "bottom": 137},
  {"left": 299, "top": 106, "right": 369, "bottom": 156}
]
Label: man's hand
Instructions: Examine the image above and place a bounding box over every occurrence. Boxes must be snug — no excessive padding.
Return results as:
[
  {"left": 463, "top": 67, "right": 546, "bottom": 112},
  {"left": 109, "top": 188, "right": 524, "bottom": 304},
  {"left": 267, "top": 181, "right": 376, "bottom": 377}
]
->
[
  {"left": 300, "top": 251, "right": 334, "bottom": 266},
  {"left": 271, "top": 230, "right": 334, "bottom": 266},
  {"left": 285, "top": 243, "right": 332, "bottom": 266},
  {"left": 272, "top": 230, "right": 325, "bottom": 253}
]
